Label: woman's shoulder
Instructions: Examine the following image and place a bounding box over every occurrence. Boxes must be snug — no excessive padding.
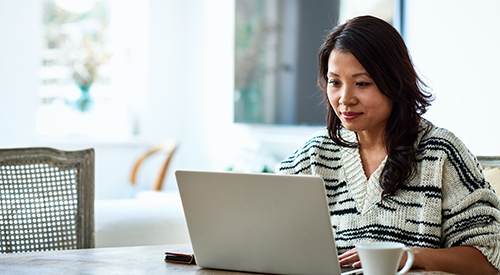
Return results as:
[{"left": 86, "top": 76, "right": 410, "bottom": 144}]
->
[
  {"left": 277, "top": 128, "right": 344, "bottom": 174},
  {"left": 418, "top": 119, "right": 479, "bottom": 175},
  {"left": 418, "top": 119, "right": 469, "bottom": 151},
  {"left": 298, "top": 128, "right": 345, "bottom": 153}
]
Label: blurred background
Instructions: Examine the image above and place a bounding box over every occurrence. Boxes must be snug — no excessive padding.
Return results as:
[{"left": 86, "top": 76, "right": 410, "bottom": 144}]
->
[{"left": 1, "top": 0, "right": 500, "bottom": 246}]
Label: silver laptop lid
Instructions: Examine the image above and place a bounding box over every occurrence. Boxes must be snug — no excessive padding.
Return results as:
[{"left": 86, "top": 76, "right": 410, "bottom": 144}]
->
[{"left": 175, "top": 170, "right": 341, "bottom": 275}]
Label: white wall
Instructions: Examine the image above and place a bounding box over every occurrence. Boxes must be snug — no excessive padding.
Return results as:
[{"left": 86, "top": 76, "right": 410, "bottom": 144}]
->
[
  {"left": 0, "top": 1, "right": 40, "bottom": 146},
  {"left": 404, "top": 0, "right": 500, "bottom": 156}
]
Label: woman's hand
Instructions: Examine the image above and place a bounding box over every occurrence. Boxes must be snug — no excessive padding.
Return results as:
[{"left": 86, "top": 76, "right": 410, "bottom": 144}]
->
[
  {"left": 339, "top": 246, "right": 499, "bottom": 275},
  {"left": 338, "top": 248, "right": 362, "bottom": 269},
  {"left": 338, "top": 247, "right": 412, "bottom": 270}
]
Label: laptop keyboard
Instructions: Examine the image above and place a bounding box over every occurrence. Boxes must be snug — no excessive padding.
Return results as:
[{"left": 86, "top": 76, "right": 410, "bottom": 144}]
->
[{"left": 341, "top": 265, "right": 363, "bottom": 274}]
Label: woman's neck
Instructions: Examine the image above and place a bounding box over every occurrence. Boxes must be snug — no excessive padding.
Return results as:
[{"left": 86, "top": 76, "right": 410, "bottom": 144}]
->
[{"left": 357, "top": 131, "right": 387, "bottom": 179}]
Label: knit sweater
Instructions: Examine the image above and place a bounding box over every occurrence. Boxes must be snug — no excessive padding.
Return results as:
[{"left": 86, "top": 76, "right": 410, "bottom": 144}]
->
[{"left": 277, "top": 120, "right": 500, "bottom": 270}]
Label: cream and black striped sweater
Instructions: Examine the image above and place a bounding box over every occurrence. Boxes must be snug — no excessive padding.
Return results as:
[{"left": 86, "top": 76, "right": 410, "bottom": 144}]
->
[{"left": 277, "top": 120, "right": 500, "bottom": 270}]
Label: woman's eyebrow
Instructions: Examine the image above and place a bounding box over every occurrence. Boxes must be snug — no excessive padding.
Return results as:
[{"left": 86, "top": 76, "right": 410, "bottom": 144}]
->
[
  {"left": 352, "top": 72, "right": 371, "bottom": 78},
  {"left": 327, "top": 72, "right": 371, "bottom": 77}
]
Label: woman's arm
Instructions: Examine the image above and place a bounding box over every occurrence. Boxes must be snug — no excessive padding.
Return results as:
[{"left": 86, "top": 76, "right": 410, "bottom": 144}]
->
[
  {"left": 412, "top": 246, "right": 498, "bottom": 275},
  {"left": 339, "top": 246, "right": 499, "bottom": 275}
]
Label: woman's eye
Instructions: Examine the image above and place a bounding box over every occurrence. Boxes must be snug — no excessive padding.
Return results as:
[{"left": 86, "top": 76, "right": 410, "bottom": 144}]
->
[
  {"left": 356, "top": 82, "right": 371, "bottom": 87},
  {"left": 328, "top": 80, "right": 340, "bottom": 86}
]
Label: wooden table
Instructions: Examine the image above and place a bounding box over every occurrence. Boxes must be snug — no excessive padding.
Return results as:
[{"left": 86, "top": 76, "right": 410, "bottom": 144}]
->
[{"left": 0, "top": 244, "right": 455, "bottom": 274}]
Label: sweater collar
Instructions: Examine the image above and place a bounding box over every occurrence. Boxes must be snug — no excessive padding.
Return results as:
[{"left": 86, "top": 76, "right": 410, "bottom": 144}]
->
[{"left": 340, "top": 130, "right": 385, "bottom": 214}]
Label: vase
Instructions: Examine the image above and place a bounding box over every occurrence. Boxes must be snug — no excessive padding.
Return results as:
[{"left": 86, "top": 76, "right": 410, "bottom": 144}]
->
[{"left": 75, "top": 85, "right": 93, "bottom": 112}]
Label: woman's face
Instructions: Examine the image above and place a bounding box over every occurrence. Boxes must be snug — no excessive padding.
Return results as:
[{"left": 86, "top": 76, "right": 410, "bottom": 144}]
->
[{"left": 326, "top": 50, "right": 393, "bottom": 138}]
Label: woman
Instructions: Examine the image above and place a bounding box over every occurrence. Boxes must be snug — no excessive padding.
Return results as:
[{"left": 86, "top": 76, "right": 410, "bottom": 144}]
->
[{"left": 277, "top": 15, "right": 500, "bottom": 274}]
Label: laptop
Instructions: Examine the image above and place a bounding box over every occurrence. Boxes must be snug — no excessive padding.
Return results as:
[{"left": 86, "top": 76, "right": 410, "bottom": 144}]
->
[{"left": 175, "top": 170, "right": 360, "bottom": 275}]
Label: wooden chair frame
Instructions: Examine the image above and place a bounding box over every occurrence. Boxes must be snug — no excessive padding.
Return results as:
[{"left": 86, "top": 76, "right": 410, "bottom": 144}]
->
[
  {"left": 477, "top": 156, "right": 500, "bottom": 168},
  {"left": 130, "top": 139, "right": 179, "bottom": 191}
]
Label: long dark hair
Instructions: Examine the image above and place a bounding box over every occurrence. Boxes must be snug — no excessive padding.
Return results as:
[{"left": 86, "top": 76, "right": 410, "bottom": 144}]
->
[{"left": 317, "top": 15, "right": 433, "bottom": 199}]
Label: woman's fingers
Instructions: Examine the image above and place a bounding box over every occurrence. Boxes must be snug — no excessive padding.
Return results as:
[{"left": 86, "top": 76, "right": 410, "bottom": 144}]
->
[
  {"left": 338, "top": 248, "right": 356, "bottom": 259},
  {"left": 338, "top": 248, "right": 362, "bottom": 268}
]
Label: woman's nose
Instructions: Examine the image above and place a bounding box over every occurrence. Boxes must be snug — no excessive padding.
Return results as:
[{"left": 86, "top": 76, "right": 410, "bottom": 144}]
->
[{"left": 339, "top": 86, "right": 357, "bottom": 106}]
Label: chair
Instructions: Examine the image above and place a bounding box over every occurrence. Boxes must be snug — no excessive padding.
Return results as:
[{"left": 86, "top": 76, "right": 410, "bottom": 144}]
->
[
  {"left": 94, "top": 139, "right": 189, "bottom": 247},
  {"left": 477, "top": 156, "right": 500, "bottom": 194},
  {"left": 0, "top": 147, "right": 94, "bottom": 253},
  {"left": 129, "top": 139, "right": 179, "bottom": 191}
]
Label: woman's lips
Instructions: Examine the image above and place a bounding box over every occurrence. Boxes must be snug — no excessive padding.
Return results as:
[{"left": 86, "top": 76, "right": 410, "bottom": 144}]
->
[{"left": 341, "top": 112, "right": 362, "bottom": 120}]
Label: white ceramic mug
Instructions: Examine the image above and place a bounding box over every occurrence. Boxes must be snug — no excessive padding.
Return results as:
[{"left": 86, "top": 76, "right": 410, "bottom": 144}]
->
[{"left": 355, "top": 242, "right": 414, "bottom": 275}]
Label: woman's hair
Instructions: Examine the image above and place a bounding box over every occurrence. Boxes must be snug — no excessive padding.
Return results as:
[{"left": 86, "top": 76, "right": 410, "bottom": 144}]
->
[{"left": 317, "top": 15, "right": 433, "bottom": 199}]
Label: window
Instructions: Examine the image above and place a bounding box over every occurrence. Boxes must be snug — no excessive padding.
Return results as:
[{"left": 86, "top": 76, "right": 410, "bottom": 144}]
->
[
  {"left": 234, "top": 0, "right": 395, "bottom": 126},
  {"left": 37, "top": 0, "right": 148, "bottom": 141}
]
